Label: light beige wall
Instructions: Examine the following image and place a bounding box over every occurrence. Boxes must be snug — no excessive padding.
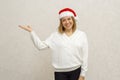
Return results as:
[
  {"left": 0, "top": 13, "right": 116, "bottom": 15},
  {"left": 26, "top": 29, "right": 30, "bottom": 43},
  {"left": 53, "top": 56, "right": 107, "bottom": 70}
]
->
[{"left": 0, "top": 0, "right": 120, "bottom": 80}]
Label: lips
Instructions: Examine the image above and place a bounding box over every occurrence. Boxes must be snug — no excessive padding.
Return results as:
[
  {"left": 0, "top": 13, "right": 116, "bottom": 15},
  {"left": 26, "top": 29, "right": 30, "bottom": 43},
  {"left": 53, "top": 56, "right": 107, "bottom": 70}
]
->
[{"left": 65, "top": 23, "right": 72, "bottom": 28}]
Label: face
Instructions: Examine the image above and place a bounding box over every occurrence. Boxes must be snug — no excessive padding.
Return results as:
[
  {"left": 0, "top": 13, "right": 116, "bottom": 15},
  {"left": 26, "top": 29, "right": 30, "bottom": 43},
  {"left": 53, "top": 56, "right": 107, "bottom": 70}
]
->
[{"left": 61, "top": 16, "right": 74, "bottom": 31}]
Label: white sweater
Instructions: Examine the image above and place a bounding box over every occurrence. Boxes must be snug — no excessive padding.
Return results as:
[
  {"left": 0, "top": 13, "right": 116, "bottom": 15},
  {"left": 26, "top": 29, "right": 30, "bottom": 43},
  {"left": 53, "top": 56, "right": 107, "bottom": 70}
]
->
[{"left": 30, "top": 29, "right": 88, "bottom": 77}]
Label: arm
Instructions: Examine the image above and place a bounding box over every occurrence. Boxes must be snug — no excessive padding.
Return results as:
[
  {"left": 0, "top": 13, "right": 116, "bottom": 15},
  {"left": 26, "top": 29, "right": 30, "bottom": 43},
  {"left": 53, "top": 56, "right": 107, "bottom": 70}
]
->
[
  {"left": 30, "top": 31, "right": 49, "bottom": 50},
  {"left": 19, "top": 25, "right": 49, "bottom": 50},
  {"left": 79, "top": 32, "right": 88, "bottom": 80}
]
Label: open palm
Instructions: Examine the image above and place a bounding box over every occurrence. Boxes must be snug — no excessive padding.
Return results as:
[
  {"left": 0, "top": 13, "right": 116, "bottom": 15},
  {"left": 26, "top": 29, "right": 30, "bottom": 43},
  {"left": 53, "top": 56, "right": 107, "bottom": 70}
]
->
[{"left": 19, "top": 25, "right": 32, "bottom": 32}]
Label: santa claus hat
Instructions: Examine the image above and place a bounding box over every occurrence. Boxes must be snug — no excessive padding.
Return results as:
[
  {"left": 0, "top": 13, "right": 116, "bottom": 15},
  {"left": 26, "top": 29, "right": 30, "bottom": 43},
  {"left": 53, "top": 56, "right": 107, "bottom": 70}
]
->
[{"left": 58, "top": 8, "right": 78, "bottom": 20}]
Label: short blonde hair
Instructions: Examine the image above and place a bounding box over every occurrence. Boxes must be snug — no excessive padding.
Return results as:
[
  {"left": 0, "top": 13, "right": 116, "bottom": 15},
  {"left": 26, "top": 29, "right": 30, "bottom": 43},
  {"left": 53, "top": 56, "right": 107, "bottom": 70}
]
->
[{"left": 58, "top": 16, "right": 77, "bottom": 34}]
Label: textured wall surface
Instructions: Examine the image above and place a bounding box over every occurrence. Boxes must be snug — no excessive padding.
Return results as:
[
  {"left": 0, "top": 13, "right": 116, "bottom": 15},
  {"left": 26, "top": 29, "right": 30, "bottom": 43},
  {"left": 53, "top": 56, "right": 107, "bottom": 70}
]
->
[{"left": 0, "top": 0, "right": 120, "bottom": 80}]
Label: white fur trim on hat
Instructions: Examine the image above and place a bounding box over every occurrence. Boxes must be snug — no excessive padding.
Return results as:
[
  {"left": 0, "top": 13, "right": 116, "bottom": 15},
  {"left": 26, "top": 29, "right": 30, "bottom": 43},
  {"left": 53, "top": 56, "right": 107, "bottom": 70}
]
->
[{"left": 59, "top": 11, "right": 74, "bottom": 19}]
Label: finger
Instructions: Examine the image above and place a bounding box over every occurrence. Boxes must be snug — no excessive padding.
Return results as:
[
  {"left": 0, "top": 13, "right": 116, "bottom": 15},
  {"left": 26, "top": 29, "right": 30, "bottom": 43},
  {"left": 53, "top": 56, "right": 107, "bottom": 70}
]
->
[
  {"left": 27, "top": 25, "right": 31, "bottom": 28},
  {"left": 19, "top": 25, "right": 24, "bottom": 28},
  {"left": 18, "top": 25, "right": 26, "bottom": 30},
  {"left": 18, "top": 25, "right": 22, "bottom": 27}
]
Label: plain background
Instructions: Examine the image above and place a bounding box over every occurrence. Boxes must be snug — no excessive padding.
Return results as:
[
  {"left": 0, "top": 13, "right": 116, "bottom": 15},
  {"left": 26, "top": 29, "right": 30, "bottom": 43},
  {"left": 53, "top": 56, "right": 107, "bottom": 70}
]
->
[{"left": 0, "top": 0, "right": 120, "bottom": 80}]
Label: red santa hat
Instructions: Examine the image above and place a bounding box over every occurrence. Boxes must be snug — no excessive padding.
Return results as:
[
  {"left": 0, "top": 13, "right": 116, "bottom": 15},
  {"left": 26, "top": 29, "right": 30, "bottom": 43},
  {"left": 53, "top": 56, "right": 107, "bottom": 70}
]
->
[{"left": 58, "top": 8, "right": 78, "bottom": 20}]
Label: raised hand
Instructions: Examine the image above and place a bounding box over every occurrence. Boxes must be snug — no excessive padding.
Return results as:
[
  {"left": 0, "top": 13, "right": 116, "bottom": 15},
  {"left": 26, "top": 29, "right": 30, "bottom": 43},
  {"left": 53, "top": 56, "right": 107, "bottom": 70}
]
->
[{"left": 18, "top": 25, "right": 33, "bottom": 32}]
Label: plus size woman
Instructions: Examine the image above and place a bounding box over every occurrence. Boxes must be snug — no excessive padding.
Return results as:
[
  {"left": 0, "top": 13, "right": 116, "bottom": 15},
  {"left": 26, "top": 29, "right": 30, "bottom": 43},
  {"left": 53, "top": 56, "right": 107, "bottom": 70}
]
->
[{"left": 19, "top": 8, "right": 88, "bottom": 80}]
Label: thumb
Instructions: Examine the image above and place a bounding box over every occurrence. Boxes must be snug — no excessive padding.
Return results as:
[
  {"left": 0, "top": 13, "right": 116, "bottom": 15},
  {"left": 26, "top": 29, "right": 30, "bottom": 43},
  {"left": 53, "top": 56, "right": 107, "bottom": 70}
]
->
[{"left": 27, "top": 25, "right": 31, "bottom": 28}]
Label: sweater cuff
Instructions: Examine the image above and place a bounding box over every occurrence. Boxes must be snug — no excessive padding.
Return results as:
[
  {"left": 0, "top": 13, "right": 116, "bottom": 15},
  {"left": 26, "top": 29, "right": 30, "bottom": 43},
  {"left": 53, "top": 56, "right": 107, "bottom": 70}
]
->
[
  {"left": 80, "top": 70, "right": 86, "bottom": 77},
  {"left": 30, "top": 31, "right": 37, "bottom": 37},
  {"left": 30, "top": 31, "right": 35, "bottom": 34}
]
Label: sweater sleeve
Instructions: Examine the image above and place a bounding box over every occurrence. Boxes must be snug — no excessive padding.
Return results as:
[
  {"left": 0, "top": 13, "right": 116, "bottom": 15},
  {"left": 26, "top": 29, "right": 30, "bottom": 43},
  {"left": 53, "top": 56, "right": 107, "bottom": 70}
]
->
[
  {"left": 30, "top": 31, "right": 50, "bottom": 50},
  {"left": 80, "top": 32, "right": 88, "bottom": 77}
]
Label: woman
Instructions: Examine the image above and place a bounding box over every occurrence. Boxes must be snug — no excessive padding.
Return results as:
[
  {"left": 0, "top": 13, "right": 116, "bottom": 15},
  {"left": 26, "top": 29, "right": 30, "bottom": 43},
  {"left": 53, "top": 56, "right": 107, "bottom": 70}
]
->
[{"left": 19, "top": 8, "right": 88, "bottom": 80}]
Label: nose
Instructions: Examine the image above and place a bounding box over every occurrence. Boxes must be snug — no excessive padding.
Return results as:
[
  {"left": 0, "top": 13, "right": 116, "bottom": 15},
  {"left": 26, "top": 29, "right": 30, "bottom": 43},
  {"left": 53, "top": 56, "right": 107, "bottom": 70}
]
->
[{"left": 65, "top": 20, "right": 69, "bottom": 23}]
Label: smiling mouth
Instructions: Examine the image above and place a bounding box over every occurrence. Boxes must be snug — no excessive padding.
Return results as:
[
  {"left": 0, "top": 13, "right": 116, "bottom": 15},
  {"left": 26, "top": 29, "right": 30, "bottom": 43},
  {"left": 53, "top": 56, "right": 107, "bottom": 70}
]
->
[{"left": 66, "top": 24, "right": 72, "bottom": 27}]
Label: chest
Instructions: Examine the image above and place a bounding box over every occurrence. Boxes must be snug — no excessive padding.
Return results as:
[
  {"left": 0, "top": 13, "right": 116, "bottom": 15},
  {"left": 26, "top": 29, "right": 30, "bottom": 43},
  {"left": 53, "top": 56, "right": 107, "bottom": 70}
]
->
[{"left": 52, "top": 33, "right": 84, "bottom": 49}]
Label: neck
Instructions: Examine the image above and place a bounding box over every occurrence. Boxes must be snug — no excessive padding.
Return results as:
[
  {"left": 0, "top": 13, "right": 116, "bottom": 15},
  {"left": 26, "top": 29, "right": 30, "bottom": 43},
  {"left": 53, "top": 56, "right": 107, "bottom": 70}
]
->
[
  {"left": 64, "top": 29, "right": 73, "bottom": 37},
  {"left": 65, "top": 29, "right": 72, "bottom": 33}
]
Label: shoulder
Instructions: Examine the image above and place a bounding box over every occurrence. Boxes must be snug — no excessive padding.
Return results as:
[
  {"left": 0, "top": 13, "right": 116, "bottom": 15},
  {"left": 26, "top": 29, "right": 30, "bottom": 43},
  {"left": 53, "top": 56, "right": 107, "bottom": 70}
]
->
[
  {"left": 49, "top": 31, "right": 60, "bottom": 37},
  {"left": 76, "top": 29, "right": 87, "bottom": 36}
]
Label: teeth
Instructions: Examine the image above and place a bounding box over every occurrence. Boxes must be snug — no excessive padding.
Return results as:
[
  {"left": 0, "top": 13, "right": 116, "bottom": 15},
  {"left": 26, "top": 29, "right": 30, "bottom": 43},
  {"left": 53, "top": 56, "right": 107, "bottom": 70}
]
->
[{"left": 66, "top": 24, "right": 70, "bottom": 26}]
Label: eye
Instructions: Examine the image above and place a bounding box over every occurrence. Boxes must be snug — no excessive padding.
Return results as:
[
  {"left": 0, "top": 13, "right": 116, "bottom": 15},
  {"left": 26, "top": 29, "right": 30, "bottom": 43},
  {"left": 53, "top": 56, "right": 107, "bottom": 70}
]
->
[
  {"left": 68, "top": 17, "right": 72, "bottom": 20},
  {"left": 62, "top": 19, "right": 66, "bottom": 22}
]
